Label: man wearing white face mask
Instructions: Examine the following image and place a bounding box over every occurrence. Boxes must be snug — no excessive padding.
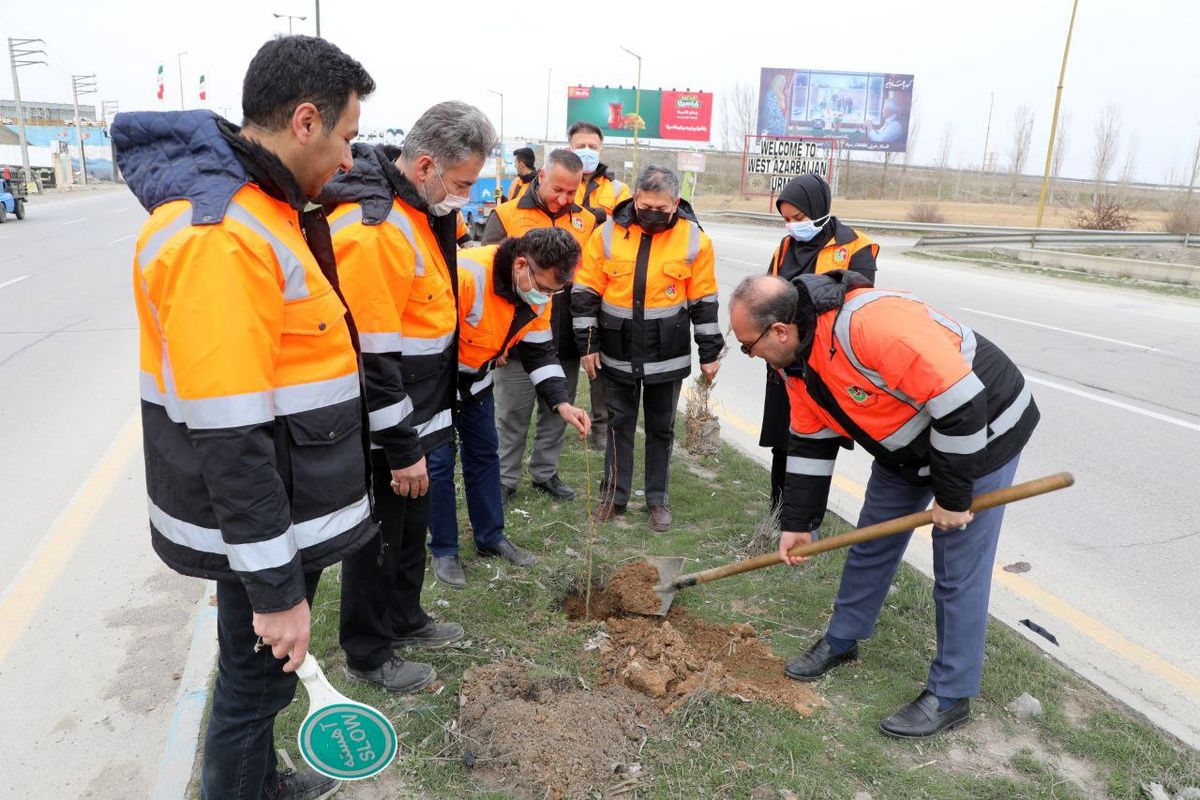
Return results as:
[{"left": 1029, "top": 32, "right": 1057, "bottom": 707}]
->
[
  {"left": 322, "top": 101, "right": 493, "bottom": 686},
  {"left": 568, "top": 121, "right": 631, "bottom": 216},
  {"left": 760, "top": 173, "right": 878, "bottom": 511}
]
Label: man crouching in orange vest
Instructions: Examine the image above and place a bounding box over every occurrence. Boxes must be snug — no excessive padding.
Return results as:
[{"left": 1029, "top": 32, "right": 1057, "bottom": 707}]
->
[
  {"left": 425, "top": 227, "right": 591, "bottom": 587},
  {"left": 729, "top": 271, "right": 1039, "bottom": 739}
]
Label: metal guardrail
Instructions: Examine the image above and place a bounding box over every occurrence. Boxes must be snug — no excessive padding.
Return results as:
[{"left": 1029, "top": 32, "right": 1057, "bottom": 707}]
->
[{"left": 705, "top": 210, "right": 1198, "bottom": 248}]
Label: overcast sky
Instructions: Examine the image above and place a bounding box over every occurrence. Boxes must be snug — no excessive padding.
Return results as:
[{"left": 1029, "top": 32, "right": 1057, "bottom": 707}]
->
[{"left": 2, "top": 0, "right": 1196, "bottom": 184}]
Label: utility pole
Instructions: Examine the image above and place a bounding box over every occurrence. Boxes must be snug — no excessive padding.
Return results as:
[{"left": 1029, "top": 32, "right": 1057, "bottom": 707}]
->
[
  {"left": 620, "top": 46, "right": 642, "bottom": 178},
  {"left": 315, "top": 0, "right": 321, "bottom": 36},
  {"left": 8, "top": 37, "right": 46, "bottom": 188},
  {"left": 71, "top": 74, "right": 98, "bottom": 186},
  {"left": 489, "top": 89, "right": 504, "bottom": 204},
  {"left": 980, "top": 92, "right": 994, "bottom": 173},
  {"left": 1035, "top": 0, "right": 1080, "bottom": 227},
  {"left": 177, "top": 51, "right": 187, "bottom": 111}
]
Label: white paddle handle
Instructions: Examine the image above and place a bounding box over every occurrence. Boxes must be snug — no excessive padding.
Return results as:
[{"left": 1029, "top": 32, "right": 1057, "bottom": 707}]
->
[
  {"left": 296, "top": 655, "right": 346, "bottom": 709},
  {"left": 296, "top": 654, "right": 321, "bottom": 682}
]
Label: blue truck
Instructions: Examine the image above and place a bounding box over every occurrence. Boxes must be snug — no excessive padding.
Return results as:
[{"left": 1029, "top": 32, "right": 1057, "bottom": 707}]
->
[
  {"left": 461, "top": 171, "right": 515, "bottom": 241},
  {"left": 0, "top": 177, "right": 28, "bottom": 223}
]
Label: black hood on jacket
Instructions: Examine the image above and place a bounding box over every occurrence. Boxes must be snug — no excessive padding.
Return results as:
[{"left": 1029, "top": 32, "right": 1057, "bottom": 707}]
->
[
  {"left": 788, "top": 269, "right": 873, "bottom": 365},
  {"left": 318, "top": 142, "right": 429, "bottom": 222}
]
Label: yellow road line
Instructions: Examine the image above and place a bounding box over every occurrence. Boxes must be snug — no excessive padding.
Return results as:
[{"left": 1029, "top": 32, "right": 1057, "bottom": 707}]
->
[
  {"left": 0, "top": 414, "right": 140, "bottom": 666},
  {"left": 715, "top": 402, "right": 1200, "bottom": 700}
]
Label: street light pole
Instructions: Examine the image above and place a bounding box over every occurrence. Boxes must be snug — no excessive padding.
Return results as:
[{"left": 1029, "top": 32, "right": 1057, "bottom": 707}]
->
[
  {"left": 177, "top": 51, "right": 187, "bottom": 111},
  {"left": 273, "top": 12, "right": 308, "bottom": 34},
  {"left": 1035, "top": 0, "right": 1080, "bottom": 228},
  {"left": 980, "top": 92, "right": 994, "bottom": 174},
  {"left": 71, "top": 74, "right": 98, "bottom": 186},
  {"left": 8, "top": 37, "right": 46, "bottom": 188},
  {"left": 489, "top": 89, "right": 505, "bottom": 203},
  {"left": 315, "top": 0, "right": 321, "bottom": 36},
  {"left": 620, "top": 46, "right": 642, "bottom": 179},
  {"left": 544, "top": 67, "right": 552, "bottom": 160}
]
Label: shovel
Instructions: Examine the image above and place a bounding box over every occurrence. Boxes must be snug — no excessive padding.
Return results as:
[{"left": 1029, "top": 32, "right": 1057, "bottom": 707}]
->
[{"left": 646, "top": 471, "right": 1074, "bottom": 616}]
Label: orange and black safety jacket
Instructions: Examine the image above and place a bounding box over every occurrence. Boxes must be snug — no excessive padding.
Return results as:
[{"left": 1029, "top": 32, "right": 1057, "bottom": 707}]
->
[
  {"left": 321, "top": 143, "right": 459, "bottom": 469},
  {"left": 769, "top": 221, "right": 879, "bottom": 282},
  {"left": 572, "top": 198, "right": 723, "bottom": 385},
  {"left": 455, "top": 244, "right": 571, "bottom": 408},
  {"left": 114, "top": 110, "right": 375, "bottom": 613},
  {"left": 482, "top": 178, "right": 601, "bottom": 360},
  {"left": 507, "top": 172, "right": 534, "bottom": 204},
  {"left": 779, "top": 271, "right": 1039, "bottom": 532},
  {"left": 575, "top": 163, "right": 631, "bottom": 216}
]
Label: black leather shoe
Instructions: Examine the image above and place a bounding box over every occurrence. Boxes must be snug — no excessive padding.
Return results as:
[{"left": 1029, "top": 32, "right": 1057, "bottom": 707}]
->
[
  {"left": 393, "top": 621, "right": 464, "bottom": 650},
  {"left": 345, "top": 655, "right": 435, "bottom": 693},
  {"left": 502, "top": 486, "right": 517, "bottom": 505},
  {"left": 268, "top": 767, "right": 340, "bottom": 800},
  {"left": 879, "top": 690, "right": 971, "bottom": 739},
  {"left": 783, "top": 637, "right": 859, "bottom": 681},
  {"left": 432, "top": 555, "right": 467, "bottom": 588},
  {"left": 532, "top": 474, "right": 576, "bottom": 500},
  {"left": 477, "top": 537, "right": 537, "bottom": 567}
]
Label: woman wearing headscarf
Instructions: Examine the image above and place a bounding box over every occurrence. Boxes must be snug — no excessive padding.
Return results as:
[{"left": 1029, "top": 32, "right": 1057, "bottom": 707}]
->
[{"left": 760, "top": 173, "right": 879, "bottom": 509}]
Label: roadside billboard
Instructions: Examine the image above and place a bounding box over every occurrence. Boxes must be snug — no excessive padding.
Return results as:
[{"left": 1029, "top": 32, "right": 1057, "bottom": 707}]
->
[
  {"left": 756, "top": 69, "right": 914, "bottom": 153},
  {"left": 566, "top": 85, "right": 714, "bottom": 142}
]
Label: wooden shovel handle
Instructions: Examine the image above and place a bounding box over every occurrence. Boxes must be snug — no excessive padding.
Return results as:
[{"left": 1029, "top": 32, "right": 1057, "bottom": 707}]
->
[{"left": 678, "top": 471, "right": 1074, "bottom": 588}]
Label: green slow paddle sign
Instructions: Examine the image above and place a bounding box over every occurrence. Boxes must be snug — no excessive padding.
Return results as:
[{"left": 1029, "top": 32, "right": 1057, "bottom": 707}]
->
[{"left": 295, "top": 656, "right": 398, "bottom": 780}]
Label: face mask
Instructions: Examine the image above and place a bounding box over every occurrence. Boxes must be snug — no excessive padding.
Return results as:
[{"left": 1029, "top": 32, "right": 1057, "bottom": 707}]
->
[
  {"left": 515, "top": 261, "right": 551, "bottom": 306},
  {"left": 425, "top": 163, "right": 469, "bottom": 217},
  {"left": 786, "top": 214, "right": 830, "bottom": 242},
  {"left": 573, "top": 147, "right": 600, "bottom": 174},
  {"left": 636, "top": 206, "right": 673, "bottom": 234}
]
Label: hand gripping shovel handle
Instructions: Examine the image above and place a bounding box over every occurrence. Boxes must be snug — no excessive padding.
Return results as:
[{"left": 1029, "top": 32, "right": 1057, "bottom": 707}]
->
[{"left": 673, "top": 471, "right": 1074, "bottom": 590}]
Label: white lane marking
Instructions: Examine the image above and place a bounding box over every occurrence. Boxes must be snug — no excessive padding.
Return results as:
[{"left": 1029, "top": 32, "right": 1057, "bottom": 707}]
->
[
  {"left": 960, "top": 307, "right": 1159, "bottom": 351},
  {"left": 1026, "top": 375, "right": 1200, "bottom": 433},
  {"left": 0, "top": 275, "right": 30, "bottom": 290},
  {"left": 718, "top": 256, "right": 763, "bottom": 267},
  {"left": 109, "top": 208, "right": 132, "bottom": 214},
  {"left": 61, "top": 218, "right": 87, "bottom": 226},
  {"left": 106, "top": 234, "right": 136, "bottom": 246}
]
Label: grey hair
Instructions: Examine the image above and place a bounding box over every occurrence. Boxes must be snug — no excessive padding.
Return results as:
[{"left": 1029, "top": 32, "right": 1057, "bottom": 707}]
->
[
  {"left": 731, "top": 275, "right": 797, "bottom": 332},
  {"left": 545, "top": 148, "right": 583, "bottom": 173},
  {"left": 636, "top": 164, "right": 680, "bottom": 198},
  {"left": 401, "top": 101, "right": 497, "bottom": 166}
]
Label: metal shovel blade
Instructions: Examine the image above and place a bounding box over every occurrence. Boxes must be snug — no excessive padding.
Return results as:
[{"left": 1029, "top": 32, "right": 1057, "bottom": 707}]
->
[{"left": 645, "top": 556, "right": 686, "bottom": 616}]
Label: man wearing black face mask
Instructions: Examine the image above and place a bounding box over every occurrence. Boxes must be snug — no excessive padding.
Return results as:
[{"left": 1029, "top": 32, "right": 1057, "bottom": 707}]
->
[
  {"left": 572, "top": 165, "right": 723, "bottom": 532},
  {"left": 760, "top": 173, "right": 879, "bottom": 512}
]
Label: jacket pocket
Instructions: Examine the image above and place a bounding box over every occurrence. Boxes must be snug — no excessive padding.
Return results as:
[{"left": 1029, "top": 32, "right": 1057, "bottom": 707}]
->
[
  {"left": 598, "top": 313, "right": 629, "bottom": 361},
  {"left": 282, "top": 398, "right": 365, "bottom": 524}
]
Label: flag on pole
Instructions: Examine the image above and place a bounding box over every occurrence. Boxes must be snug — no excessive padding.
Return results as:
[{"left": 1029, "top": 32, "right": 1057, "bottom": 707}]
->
[
  {"left": 199, "top": 74, "right": 207, "bottom": 101},
  {"left": 156, "top": 65, "right": 164, "bottom": 101}
]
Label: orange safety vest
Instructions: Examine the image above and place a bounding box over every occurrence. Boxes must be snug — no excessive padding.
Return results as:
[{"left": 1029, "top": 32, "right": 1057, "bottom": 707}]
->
[
  {"left": 455, "top": 245, "right": 563, "bottom": 399},
  {"left": 769, "top": 229, "right": 879, "bottom": 276},
  {"left": 572, "top": 200, "right": 722, "bottom": 384},
  {"left": 508, "top": 174, "right": 534, "bottom": 204},
  {"left": 575, "top": 171, "right": 630, "bottom": 216},
  {"left": 329, "top": 193, "right": 458, "bottom": 458},
  {"left": 494, "top": 189, "right": 598, "bottom": 250}
]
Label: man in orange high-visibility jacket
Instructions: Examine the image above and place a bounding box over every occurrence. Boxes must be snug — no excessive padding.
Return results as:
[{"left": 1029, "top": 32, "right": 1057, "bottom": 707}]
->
[
  {"left": 322, "top": 101, "right": 496, "bottom": 690},
  {"left": 729, "top": 271, "right": 1039, "bottom": 740},
  {"left": 573, "top": 164, "right": 723, "bottom": 533},
  {"left": 506, "top": 146, "right": 536, "bottom": 203},
  {"left": 761, "top": 173, "right": 879, "bottom": 511},
  {"left": 115, "top": 36, "right": 376, "bottom": 798},
  {"left": 426, "top": 227, "right": 590, "bottom": 587},
  {"left": 484, "top": 149, "right": 600, "bottom": 505}
]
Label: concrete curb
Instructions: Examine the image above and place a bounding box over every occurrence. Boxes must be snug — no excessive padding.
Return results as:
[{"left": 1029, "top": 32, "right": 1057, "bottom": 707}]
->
[
  {"left": 1000, "top": 247, "right": 1200, "bottom": 287},
  {"left": 153, "top": 581, "right": 219, "bottom": 800}
]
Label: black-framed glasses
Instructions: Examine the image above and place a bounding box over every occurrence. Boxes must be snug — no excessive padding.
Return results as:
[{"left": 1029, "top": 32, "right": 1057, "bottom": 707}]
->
[{"left": 740, "top": 325, "right": 772, "bottom": 356}]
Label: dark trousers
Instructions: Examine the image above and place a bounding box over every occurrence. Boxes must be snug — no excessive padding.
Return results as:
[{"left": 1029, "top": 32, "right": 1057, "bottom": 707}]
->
[
  {"left": 827, "top": 456, "right": 1021, "bottom": 699},
  {"left": 770, "top": 446, "right": 787, "bottom": 510},
  {"left": 600, "top": 375, "right": 682, "bottom": 507},
  {"left": 427, "top": 391, "right": 506, "bottom": 558},
  {"left": 339, "top": 451, "right": 432, "bottom": 671},
  {"left": 495, "top": 356, "right": 581, "bottom": 487},
  {"left": 201, "top": 572, "right": 321, "bottom": 800}
]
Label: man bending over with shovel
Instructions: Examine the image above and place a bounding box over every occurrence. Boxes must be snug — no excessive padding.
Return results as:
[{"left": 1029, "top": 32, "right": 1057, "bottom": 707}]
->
[{"left": 728, "top": 271, "right": 1039, "bottom": 739}]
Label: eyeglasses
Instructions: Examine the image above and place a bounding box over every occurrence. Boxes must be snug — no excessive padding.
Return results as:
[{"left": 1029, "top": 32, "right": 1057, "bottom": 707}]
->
[
  {"left": 522, "top": 260, "right": 566, "bottom": 296},
  {"left": 740, "top": 325, "right": 772, "bottom": 356}
]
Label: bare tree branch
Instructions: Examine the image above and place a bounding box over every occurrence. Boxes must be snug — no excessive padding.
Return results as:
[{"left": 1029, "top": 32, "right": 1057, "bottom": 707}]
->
[
  {"left": 1091, "top": 103, "right": 1121, "bottom": 193},
  {"left": 1009, "top": 103, "right": 1035, "bottom": 201},
  {"left": 1049, "top": 108, "right": 1070, "bottom": 205}
]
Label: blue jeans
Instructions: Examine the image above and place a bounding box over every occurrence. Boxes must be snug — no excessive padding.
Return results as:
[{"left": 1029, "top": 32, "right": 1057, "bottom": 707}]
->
[
  {"left": 427, "top": 391, "right": 506, "bottom": 558},
  {"left": 201, "top": 572, "right": 321, "bottom": 799},
  {"left": 826, "top": 455, "right": 1021, "bottom": 699}
]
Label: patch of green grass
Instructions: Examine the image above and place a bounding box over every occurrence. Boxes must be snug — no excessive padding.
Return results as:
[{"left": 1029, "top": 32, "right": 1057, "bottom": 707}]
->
[{"left": 194, "top": 402, "right": 1198, "bottom": 798}]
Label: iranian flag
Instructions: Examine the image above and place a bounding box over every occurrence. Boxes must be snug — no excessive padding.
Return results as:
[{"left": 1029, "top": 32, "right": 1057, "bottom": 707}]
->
[
  {"left": 156, "top": 65, "right": 164, "bottom": 100},
  {"left": 198, "top": 74, "right": 206, "bottom": 101}
]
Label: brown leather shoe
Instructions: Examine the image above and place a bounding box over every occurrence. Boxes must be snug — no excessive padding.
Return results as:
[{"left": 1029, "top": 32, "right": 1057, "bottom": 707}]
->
[
  {"left": 593, "top": 502, "right": 626, "bottom": 522},
  {"left": 649, "top": 505, "right": 672, "bottom": 532}
]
